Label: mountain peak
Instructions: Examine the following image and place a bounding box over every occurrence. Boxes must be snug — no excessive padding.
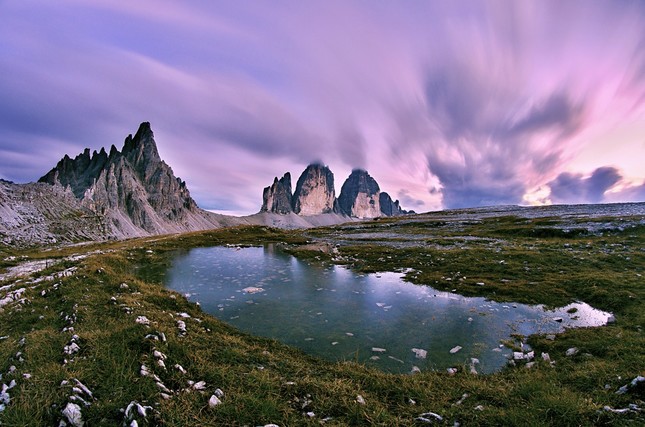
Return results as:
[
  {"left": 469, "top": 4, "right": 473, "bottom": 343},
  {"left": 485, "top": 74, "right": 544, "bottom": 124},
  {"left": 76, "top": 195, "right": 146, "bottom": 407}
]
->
[
  {"left": 338, "top": 169, "right": 381, "bottom": 218},
  {"left": 292, "top": 163, "right": 336, "bottom": 215}
]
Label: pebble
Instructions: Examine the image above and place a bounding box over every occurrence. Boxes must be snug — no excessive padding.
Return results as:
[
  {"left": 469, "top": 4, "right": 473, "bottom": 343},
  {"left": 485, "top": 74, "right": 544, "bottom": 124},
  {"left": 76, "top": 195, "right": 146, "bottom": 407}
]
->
[
  {"left": 450, "top": 346, "right": 462, "bottom": 354},
  {"left": 412, "top": 348, "right": 427, "bottom": 359},
  {"left": 356, "top": 395, "right": 366, "bottom": 405},
  {"left": 135, "top": 316, "right": 150, "bottom": 325},
  {"left": 565, "top": 347, "right": 578, "bottom": 357},
  {"left": 62, "top": 402, "right": 83, "bottom": 427},
  {"left": 417, "top": 412, "right": 443, "bottom": 423},
  {"left": 208, "top": 395, "right": 222, "bottom": 407}
]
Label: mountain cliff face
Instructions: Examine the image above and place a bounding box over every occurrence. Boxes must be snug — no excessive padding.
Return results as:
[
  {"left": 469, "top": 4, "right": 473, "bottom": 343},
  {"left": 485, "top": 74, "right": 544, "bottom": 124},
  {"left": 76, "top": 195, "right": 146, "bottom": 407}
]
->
[
  {"left": 379, "top": 192, "right": 414, "bottom": 216},
  {"left": 261, "top": 164, "right": 413, "bottom": 219},
  {"left": 261, "top": 173, "right": 293, "bottom": 214},
  {"left": 338, "top": 169, "right": 381, "bottom": 218},
  {"left": 292, "top": 164, "right": 336, "bottom": 215}
]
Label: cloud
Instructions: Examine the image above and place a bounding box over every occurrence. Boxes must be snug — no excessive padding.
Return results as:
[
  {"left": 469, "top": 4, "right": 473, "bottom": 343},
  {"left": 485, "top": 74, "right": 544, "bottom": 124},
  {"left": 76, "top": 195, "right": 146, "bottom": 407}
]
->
[
  {"left": 1, "top": 1, "right": 645, "bottom": 214},
  {"left": 548, "top": 167, "right": 622, "bottom": 204},
  {"left": 396, "top": 189, "right": 425, "bottom": 209}
]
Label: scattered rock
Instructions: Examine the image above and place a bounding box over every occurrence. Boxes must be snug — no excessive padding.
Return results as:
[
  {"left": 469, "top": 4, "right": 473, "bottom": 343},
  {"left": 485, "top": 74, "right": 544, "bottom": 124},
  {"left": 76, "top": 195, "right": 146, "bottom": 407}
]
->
[
  {"left": 450, "top": 346, "right": 462, "bottom": 354},
  {"left": 135, "top": 316, "right": 150, "bottom": 325},
  {"left": 616, "top": 375, "right": 645, "bottom": 394},
  {"left": 416, "top": 412, "right": 443, "bottom": 423},
  {"left": 192, "top": 381, "right": 207, "bottom": 391},
  {"left": 356, "top": 395, "right": 366, "bottom": 405},
  {"left": 208, "top": 395, "right": 222, "bottom": 407},
  {"left": 177, "top": 320, "right": 187, "bottom": 334},
  {"left": 565, "top": 347, "right": 579, "bottom": 357},
  {"left": 62, "top": 402, "right": 84, "bottom": 427}
]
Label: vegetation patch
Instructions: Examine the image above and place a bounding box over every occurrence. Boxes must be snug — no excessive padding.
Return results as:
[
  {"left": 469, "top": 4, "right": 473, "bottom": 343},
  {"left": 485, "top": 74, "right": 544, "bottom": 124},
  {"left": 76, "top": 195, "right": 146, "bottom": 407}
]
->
[{"left": 1, "top": 214, "right": 643, "bottom": 425}]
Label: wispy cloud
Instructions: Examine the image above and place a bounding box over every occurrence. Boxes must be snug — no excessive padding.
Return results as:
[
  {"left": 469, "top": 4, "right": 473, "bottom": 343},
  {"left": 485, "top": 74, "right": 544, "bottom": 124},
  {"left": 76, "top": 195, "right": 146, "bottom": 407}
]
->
[{"left": 0, "top": 1, "right": 644, "bottom": 213}]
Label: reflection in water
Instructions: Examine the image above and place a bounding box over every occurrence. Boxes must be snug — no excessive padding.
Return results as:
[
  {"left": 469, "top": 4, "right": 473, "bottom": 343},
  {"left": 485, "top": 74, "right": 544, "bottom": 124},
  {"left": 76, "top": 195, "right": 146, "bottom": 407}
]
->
[{"left": 163, "top": 244, "right": 612, "bottom": 374}]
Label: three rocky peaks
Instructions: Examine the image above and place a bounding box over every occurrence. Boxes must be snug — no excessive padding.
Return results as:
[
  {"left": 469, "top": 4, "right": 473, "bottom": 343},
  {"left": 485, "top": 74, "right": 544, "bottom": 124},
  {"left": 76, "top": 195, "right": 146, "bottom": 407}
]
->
[{"left": 261, "top": 164, "right": 413, "bottom": 218}]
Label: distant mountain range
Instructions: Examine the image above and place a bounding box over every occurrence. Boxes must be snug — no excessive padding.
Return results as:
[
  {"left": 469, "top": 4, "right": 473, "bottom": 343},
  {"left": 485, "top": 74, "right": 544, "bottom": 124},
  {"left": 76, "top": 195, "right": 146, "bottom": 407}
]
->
[{"left": 0, "top": 122, "right": 412, "bottom": 247}]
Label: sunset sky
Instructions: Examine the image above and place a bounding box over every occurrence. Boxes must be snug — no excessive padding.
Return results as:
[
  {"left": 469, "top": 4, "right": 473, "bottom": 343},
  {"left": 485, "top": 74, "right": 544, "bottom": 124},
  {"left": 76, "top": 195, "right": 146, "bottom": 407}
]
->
[{"left": 1, "top": 1, "right": 644, "bottom": 215}]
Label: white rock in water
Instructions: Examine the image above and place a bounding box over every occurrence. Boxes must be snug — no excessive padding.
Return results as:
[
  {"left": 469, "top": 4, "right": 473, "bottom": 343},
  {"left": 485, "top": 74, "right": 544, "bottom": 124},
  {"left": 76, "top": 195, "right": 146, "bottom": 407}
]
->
[
  {"left": 208, "top": 395, "right": 222, "bottom": 407},
  {"left": 62, "top": 402, "right": 84, "bottom": 427},
  {"left": 412, "top": 348, "right": 427, "bottom": 359},
  {"left": 450, "top": 346, "right": 462, "bottom": 354},
  {"left": 242, "top": 287, "right": 264, "bottom": 294},
  {"left": 565, "top": 347, "right": 578, "bottom": 357}
]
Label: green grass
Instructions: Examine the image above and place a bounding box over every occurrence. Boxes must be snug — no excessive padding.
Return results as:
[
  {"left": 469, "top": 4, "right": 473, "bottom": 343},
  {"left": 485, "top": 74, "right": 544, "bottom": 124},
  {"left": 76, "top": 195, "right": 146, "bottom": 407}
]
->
[{"left": 1, "top": 216, "right": 643, "bottom": 425}]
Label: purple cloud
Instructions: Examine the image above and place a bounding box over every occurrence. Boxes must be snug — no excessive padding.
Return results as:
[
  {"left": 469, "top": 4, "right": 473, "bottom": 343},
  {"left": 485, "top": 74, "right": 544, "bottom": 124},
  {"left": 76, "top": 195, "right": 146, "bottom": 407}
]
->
[
  {"left": 1, "top": 1, "right": 644, "bottom": 213},
  {"left": 548, "top": 167, "right": 622, "bottom": 204}
]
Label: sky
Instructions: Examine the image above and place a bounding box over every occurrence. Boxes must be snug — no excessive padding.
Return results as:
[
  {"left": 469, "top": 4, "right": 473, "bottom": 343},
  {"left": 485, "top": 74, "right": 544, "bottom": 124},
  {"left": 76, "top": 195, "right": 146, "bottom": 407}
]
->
[{"left": 1, "top": 0, "right": 644, "bottom": 215}]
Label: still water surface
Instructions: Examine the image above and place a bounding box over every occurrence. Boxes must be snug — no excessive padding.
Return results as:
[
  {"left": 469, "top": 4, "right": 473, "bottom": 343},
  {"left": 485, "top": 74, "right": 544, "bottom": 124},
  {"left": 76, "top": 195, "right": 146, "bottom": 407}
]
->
[{"left": 160, "top": 244, "right": 612, "bottom": 374}]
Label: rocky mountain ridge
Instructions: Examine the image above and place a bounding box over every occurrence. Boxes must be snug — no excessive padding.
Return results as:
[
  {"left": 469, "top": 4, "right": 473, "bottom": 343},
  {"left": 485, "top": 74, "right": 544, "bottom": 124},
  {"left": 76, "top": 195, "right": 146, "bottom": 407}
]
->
[
  {"left": 2, "top": 123, "right": 252, "bottom": 246},
  {"left": 261, "top": 166, "right": 414, "bottom": 218}
]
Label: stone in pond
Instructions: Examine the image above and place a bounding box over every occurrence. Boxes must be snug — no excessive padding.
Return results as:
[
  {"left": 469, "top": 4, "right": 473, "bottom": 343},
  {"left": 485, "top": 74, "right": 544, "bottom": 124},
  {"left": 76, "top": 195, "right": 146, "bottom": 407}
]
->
[{"left": 412, "top": 348, "right": 427, "bottom": 359}]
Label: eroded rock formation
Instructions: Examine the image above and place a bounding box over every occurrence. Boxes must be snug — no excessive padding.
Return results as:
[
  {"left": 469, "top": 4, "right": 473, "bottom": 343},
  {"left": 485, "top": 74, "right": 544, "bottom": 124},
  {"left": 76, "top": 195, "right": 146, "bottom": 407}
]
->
[{"left": 292, "top": 164, "right": 336, "bottom": 215}]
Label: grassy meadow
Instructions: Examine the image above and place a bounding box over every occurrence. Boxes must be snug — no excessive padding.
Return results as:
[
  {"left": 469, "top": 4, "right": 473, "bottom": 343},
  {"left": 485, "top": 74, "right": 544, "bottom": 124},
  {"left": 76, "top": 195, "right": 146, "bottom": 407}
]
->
[{"left": 0, "top": 211, "right": 643, "bottom": 426}]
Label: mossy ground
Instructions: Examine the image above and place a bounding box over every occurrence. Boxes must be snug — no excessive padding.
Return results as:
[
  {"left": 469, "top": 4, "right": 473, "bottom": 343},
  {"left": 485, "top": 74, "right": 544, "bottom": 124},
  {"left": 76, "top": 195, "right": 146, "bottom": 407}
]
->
[{"left": 0, "top": 214, "right": 643, "bottom": 426}]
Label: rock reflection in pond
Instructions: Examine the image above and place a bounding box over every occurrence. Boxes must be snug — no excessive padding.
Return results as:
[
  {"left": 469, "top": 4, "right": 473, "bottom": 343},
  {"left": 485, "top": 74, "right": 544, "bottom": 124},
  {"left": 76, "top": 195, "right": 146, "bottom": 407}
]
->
[{"left": 162, "top": 244, "right": 613, "bottom": 374}]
